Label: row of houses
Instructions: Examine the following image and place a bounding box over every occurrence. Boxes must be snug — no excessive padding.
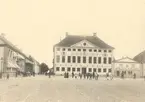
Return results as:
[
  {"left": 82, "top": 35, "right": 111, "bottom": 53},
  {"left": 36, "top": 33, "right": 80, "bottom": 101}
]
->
[
  {"left": 0, "top": 34, "right": 40, "bottom": 77},
  {"left": 53, "top": 33, "right": 145, "bottom": 78}
]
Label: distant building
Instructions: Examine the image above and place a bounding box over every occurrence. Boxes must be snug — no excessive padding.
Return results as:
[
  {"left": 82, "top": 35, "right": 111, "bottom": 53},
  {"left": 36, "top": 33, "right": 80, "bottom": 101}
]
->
[
  {"left": 28, "top": 56, "right": 40, "bottom": 74},
  {"left": 53, "top": 33, "right": 114, "bottom": 75},
  {"left": 113, "top": 57, "right": 141, "bottom": 78},
  {"left": 133, "top": 50, "right": 145, "bottom": 77}
]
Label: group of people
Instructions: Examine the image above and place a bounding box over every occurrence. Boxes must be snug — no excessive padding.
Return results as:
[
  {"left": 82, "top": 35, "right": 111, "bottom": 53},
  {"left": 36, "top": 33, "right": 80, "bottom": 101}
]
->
[{"left": 64, "top": 72, "right": 113, "bottom": 80}]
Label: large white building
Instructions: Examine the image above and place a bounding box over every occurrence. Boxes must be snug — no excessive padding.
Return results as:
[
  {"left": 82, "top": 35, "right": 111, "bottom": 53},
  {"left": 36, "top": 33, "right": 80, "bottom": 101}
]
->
[{"left": 53, "top": 33, "right": 114, "bottom": 75}]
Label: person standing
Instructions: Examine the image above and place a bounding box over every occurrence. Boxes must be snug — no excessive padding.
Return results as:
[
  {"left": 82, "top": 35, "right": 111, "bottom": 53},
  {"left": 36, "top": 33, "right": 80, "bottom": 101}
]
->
[
  {"left": 93, "top": 72, "right": 95, "bottom": 79},
  {"left": 133, "top": 73, "right": 136, "bottom": 79},
  {"left": 72, "top": 72, "right": 74, "bottom": 78},
  {"left": 7, "top": 73, "right": 9, "bottom": 79}
]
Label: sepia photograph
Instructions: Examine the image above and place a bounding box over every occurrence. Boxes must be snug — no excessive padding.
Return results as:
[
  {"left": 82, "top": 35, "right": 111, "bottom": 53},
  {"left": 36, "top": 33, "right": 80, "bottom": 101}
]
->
[{"left": 0, "top": 0, "right": 145, "bottom": 102}]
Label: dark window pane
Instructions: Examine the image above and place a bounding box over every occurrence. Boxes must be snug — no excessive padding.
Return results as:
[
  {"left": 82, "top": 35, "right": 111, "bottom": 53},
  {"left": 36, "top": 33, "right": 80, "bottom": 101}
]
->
[
  {"left": 89, "top": 57, "right": 92, "bottom": 63},
  {"left": 77, "top": 68, "right": 80, "bottom": 72},
  {"left": 72, "top": 68, "right": 75, "bottom": 72},
  {"left": 62, "top": 56, "right": 65, "bottom": 63},
  {"left": 56, "top": 67, "right": 60, "bottom": 71},
  {"left": 72, "top": 56, "right": 76, "bottom": 63},
  {"left": 103, "top": 68, "right": 106, "bottom": 72},
  {"left": 98, "top": 57, "right": 101, "bottom": 64},
  {"left": 77, "top": 56, "right": 81, "bottom": 63},
  {"left": 98, "top": 68, "right": 101, "bottom": 72},
  {"left": 62, "top": 67, "right": 65, "bottom": 71},
  {"left": 83, "top": 57, "right": 86, "bottom": 63},
  {"left": 89, "top": 68, "right": 92, "bottom": 72},
  {"left": 103, "top": 57, "right": 107, "bottom": 64},
  {"left": 68, "top": 56, "right": 71, "bottom": 63}
]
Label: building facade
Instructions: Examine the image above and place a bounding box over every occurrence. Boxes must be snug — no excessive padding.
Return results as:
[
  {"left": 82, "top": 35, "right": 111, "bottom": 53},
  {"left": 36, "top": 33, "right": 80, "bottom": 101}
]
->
[
  {"left": 53, "top": 33, "right": 114, "bottom": 75},
  {"left": 133, "top": 50, "right": 145, "bottom": 77},
  {"left": 113, "top": 57, "right": 141, "bottom": 78},
  {"left": 0, "top": 34, "right": 34, "bottom": 77}
]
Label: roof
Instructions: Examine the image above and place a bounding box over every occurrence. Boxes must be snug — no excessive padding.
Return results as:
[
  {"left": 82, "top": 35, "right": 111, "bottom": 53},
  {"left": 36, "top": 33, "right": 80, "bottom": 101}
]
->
[
  {"left": 54, "top": 34, "right": 114, "bottom": 49},
  {"left": 133, "top": 50, "right": 145, "bottom": 63},
  {"left": 0, "top": 35, "right": 30, "bottom": 60},
  {"left": 114, "top": 57, "right": 138, "bottom": 63}
]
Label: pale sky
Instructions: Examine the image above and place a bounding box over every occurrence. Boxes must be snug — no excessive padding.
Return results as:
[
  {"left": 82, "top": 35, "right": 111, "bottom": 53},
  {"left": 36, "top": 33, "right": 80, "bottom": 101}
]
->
[{"left": 0, "top": 0, "right": 145, "bottom": 67}]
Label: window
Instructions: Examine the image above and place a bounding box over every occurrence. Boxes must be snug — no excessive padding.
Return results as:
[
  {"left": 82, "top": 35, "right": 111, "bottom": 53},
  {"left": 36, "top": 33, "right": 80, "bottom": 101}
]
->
[
  {"left": 103, "top": 57, "right": 107, "bottom": 64},
  {"left": 89, "top": 49, "right": 92, "bottom": 52},
  {"left": 94, "top": 49, "right": 97, "bottom": 52},
  {"left": 68, "top": 56, "right": 71, "bottom": 63},
  {"left": 98, "top": 57, "right": 101, "bottom": 64},
  {"left": 62, "top": 56, "right": 65, "bottom": 63},
  {"left": 89, "top": 68, "right": 92, "bottom": 72},
  {"left": 73, "top": 49, "right": 76, "bottom": 51},
  {"left": 62, "top": 67, "right": 65, "bottom": 71},
  {"left": 78, "top": 49, "right": 81, "bottom": 51},
  {"left": 63, "top": 48, "right": 65, "bottom": 51},
  {"left": 98, "top": 50, "right": 101, "bottom": 52},
  {"left": 56, "top": 55, "right": 60, "bottom": 63},
  {"left": 93, "top": 68, "right": 96, "bottom": 72},
  {"left": 94, "top": 57, "right": 97, "bottom": 64},
  {"left": 83, "top": 57, "right": 86, "bottom": 63},
  {"left": 83, "top": 43, "right": 86, "bottom": 46},
  {"left": 56, "top": 67, "right": 60, "bottom": 71},
  {"left": 67, "top": 67, "right": 71, "bottom": 72},
  {"left": 77, "top": 68, "right": 80, "bottom": 72},
  {"left": 98, "top": 68, "right": 101, "bottom": 72},
  {"left": 89, "top": 57, "right": 92, "bottom": 63},
  {"left": 72, "top": 56, "right": 76, "bottom": 63},
  {"left": 108, "top": 57, "right": 112, "bottom": 64},
  {"left": 109, "top": 69, "right": 112, "bottom": 73},
  {"left": 77, "top": 56, "right": 81, "bottom": 63},
  {"left": 72, "top": 68, "right": 75, "bottom": 72},
  {"left": 103, "top": 68, "right": 106, "bottom": 72},
  {"left": 68, "top": 49, "right": 71, "bottom": 51},
  {"left": 83, "top": 49, "right": 86, "bottom": 52},
  {"left": 104, "top": 50, "right": 107, "bottom": 52},
  {"left": 57, "top": 48, "right": 60, "bottom": 51},
  {"left": 109, "top": 50, "right": 112, "bottom": 53}
]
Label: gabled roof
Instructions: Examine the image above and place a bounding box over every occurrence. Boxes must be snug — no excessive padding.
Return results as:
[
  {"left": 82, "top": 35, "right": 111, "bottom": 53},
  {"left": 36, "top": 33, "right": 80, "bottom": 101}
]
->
[
  {"left": 133, "top": 50, "right": 145, "bottom": 63},
  {"left": 114, "top": 57, "right": 138, "bottom": 63},
  {"left": 0, "top": 35, "right": 30, "bottom": 60},
  {"left": 55, "top": 34, "right": 114, "bottom": 49}
]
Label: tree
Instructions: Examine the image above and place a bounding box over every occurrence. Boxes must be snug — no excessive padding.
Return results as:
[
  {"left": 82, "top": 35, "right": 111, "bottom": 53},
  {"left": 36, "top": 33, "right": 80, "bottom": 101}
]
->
[{"left": 40, "top": 63, "right": 49, "bottom": 74}]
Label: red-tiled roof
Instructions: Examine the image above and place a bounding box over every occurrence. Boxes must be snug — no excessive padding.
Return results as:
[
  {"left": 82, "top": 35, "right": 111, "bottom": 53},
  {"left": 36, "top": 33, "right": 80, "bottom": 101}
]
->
[
  {"left": 133, "top": 50, "right": 145, "bottom": 63},
  {"left": 55, "top": 35, "right": 114, "bottom": 49}
]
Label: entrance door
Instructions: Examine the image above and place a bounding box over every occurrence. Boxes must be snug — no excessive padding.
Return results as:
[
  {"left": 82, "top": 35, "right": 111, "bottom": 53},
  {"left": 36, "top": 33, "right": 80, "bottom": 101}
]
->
[
  {"left": 82, "top": 68, "right": 86, "bottom": 75},
  {"left": 117, "top": 71, "right": 120, "bottom": 76}
]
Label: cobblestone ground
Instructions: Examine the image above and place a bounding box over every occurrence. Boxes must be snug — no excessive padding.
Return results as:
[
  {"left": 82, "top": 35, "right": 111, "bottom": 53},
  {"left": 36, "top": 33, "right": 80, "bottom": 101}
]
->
[{"left": 0, "top": 76, "right": 145, "bottom": 102}]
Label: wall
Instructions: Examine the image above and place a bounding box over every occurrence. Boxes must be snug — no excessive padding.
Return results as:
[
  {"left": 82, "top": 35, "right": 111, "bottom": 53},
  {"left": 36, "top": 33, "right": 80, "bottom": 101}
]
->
[{"left": 54, "top": 46, "right": 114, "bottom": 75}]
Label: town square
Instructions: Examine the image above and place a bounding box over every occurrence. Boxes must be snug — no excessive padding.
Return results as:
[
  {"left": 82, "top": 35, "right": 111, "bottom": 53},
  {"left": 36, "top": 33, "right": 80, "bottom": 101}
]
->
[
  {"left": 0, "top": 0, "right": 145, "bottom": 102},
  {"left": 0, "top": 75, "right": 145, "bottom": 102}
]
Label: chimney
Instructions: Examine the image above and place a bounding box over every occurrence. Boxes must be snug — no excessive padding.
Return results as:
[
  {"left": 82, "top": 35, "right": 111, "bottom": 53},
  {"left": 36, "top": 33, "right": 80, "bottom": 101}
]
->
[
  {"left": 93, "top": 32, "right": 97, "bottom": 37},
  {"left": 1, "top": 33, "right": 5, "bottom": 37},
  {"left": 66, "top": 32, "right": 69, "bottom": 37}
]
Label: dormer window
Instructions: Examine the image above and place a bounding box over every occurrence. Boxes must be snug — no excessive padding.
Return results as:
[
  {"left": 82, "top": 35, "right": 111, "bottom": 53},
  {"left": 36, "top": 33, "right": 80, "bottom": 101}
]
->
[
  {"left": 83, "top": 43, "right": 86, "bottom": 46},
  {"left": 63, "top": 48, "right": 65, "bottom": 51}
]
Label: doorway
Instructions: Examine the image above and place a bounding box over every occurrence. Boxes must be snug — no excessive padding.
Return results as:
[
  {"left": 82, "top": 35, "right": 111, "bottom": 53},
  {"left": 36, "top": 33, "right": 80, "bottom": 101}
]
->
[{"left": 82, "top": 68, "right": 86, "bottom": 75}]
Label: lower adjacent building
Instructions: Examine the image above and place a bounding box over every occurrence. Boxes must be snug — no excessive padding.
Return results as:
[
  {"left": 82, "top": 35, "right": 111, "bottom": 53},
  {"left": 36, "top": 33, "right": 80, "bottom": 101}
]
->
[
  {"left": 113, "top": 57, "right": 141, "bottom": 78},
  {"left": 133, "top": 50, "right": 145, "bottom": 77}
]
